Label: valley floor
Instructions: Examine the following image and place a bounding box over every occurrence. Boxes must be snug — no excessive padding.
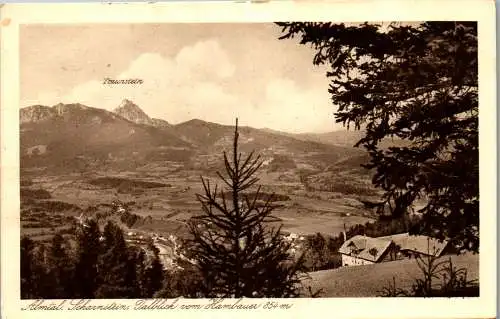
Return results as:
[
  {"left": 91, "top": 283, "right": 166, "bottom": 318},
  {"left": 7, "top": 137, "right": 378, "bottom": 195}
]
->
[{"left": 21, "top": 172, "right": 377, "bottom": 242}]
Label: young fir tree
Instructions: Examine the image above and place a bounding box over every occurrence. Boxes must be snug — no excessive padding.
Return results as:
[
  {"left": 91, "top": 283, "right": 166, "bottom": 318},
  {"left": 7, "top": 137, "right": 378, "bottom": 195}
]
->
[
  {"left": 22, "top": 240, "right": 53, "bottom": 298},
  {"left": 304, "top": 233, "right": 329, "bottom": 271},
  {"left": 123, "top": 247, "right": 142, "bottom": 298},
  {"left": 141, "top": 242, "right": 165, "bottom": 297},
  {"left": 133, "top": 247, "right": 149, "bottom": 297},
  {"left": 21, "top": 236, "right": 37, "bottom": 299},
  {"left": 186, "top": 119, "right": 306, "bottom": 298},
  {"left": 46, "top": 233, "right": 74, "bottom": 298},
  {"left": 95, "top": 221, "right": 137, "bottom": 298},
  {"left": 73, "top": 219, "right": 102, "bottom": 298}
]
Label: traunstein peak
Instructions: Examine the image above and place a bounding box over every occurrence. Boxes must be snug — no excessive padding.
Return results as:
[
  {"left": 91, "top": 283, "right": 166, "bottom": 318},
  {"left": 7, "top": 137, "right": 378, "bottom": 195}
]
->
[{"left": 113, "top": 99, "right": 153, "bottom": 125}]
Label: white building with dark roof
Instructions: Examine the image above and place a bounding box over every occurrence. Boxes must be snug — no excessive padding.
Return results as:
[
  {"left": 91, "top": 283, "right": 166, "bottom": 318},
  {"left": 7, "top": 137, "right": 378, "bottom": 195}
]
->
[
  {"left": 338, "top": 235, "right": 398, "bottom": 266},
  {"left": 376, "top": 233, "right": 450, "bottom": 258},
  {"left": 338, "top": 233, "right": 450, "bottom": 267}
]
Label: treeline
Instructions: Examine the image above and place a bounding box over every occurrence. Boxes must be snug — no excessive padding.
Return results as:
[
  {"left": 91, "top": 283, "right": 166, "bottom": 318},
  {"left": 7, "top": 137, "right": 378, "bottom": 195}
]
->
[
  {"left": 21, "top": 188, "right": 52, "bottom": 200},
  {"left": 218, "top": 191, "right": 291, "bottom": 202},
  {"left": 92, "top": 206, "right": 152, "bottom": 229},
  {"left": 21, "top": 220, "right": 164, "bottom": 299}
]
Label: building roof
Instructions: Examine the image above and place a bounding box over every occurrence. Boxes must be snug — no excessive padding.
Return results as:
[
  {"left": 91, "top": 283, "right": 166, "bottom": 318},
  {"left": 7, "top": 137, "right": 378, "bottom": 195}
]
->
[
  {"left": 376, "top": 233, "right": 448, "bottom": 257},
  {"left": 338, "top": 235, "right": 393, "bottom": 262}
]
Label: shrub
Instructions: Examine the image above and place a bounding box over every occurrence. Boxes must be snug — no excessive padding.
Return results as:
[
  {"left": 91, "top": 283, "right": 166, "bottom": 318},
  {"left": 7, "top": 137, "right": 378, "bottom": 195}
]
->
[{"left": 377, "top": 254, "right": 479, "bottom": 297}]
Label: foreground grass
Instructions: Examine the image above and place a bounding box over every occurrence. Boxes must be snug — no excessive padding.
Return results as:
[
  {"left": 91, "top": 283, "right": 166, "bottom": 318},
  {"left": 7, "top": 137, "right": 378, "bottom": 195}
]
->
[{"left": 301, "top": 253, "right": 479, "bottom": 297}]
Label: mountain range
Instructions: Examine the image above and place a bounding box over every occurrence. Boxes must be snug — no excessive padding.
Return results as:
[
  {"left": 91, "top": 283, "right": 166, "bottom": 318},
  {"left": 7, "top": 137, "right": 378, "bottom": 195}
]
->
[
  {"left": 113, "top": 99, "right": 171, "bottom": 128},
  {"left": 20, "top": 99, "right": 374, "bottom": 176}
]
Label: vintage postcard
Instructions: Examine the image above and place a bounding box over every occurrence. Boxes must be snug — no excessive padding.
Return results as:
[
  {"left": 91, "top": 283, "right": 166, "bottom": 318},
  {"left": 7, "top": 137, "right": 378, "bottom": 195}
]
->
[{"left": 0, "top": 1, "right": 496, "bottom": 319}]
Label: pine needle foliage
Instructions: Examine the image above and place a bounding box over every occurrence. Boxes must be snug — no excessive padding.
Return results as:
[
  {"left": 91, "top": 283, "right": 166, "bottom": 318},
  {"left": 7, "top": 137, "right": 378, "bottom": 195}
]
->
[
  {"left": 276, "top": 22, "right": 478, "bottom": 252},
  {"left": 186, "top": 119, "right": 307, "bottom": 298}
]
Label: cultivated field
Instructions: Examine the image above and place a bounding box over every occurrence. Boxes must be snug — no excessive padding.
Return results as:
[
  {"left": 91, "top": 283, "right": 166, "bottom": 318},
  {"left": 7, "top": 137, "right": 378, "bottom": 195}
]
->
[{"left": 21, "top": 169, "right": 376, "bottom": 241}]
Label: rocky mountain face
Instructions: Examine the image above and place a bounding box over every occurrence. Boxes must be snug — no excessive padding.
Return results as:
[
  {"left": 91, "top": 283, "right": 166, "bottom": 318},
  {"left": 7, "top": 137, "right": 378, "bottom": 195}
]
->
[
  {"left": 19, "top": 99, "right": 373, "bottom": 177},
  {"left": 151, "top": 118, "right": 171, "bottom": 128},
  {"left": 20, "top": 101, "right": 190, "bottom": 173},
  {"left": 20, "top": 103, "right": 90, "bottom": 124},
  {"left": 113, "top": 99, "right": 154, "bottom": 126},
  {"left": 112, "top": 99, "right": 171, "bottom": 128},
  {"left": 20, "top": 105, "right": 54, "bottom": 124}
]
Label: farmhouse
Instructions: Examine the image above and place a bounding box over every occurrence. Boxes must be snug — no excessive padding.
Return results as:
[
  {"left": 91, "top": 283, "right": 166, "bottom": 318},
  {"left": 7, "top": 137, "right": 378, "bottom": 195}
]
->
[
  {"left": 338, "top": 233, "right": 450, "bottom": 267},
  {"left": 376, "top": 233, "right": 450, "bottom": 258},
  {"left": 338, "top": 235, "right": 398, "bottom": 266}
]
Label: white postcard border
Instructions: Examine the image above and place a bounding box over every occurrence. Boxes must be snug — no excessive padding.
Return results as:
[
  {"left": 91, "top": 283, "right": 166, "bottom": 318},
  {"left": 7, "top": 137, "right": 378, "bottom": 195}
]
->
[{"left": 1, "top": 2, "right": 496, "bottom": 319}]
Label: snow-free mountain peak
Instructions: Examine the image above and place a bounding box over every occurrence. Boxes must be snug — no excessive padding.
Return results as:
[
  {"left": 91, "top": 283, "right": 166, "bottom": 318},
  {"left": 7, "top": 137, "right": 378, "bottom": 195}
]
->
[
  {"left": 20, "top": 103, "right": 91, "bottom": 124},
  {"left": 113, "top": 99, "right": 153, "bottom": 126},
  {"left": 20, "top": 105, "right": 54, "bottom": 124}
]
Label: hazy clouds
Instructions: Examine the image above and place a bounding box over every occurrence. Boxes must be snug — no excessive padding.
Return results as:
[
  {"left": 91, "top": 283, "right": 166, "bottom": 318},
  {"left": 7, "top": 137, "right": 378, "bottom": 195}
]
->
[{"left": 21, "top": 23, "right": 339, "bottom": 133}]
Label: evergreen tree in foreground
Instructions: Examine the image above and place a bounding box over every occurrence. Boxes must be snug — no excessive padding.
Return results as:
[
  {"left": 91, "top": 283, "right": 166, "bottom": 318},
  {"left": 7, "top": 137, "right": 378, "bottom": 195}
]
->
[
  {"left": 73, "top": 219, "right": 102, "bottom": 298},
  {"left": 21, "top": 216, "right": 167, "bottom": 299},
  {"left": 142, "top": 242, "right": 165, "bottom": 297},
  {"left": 46, "top": 234, "right": 74, "bottom": 298},
  {"left": 95, "top": 221, "right": 135, "bottom": 298},
  {"left": 186, "top": 119, "right": 306, "bottom": 298},
  {"left": 276, "top": 22, "right": 479, "bottom": 252},
  {"left": 21, "top": 236, "right": 37, "bottom": 299}
]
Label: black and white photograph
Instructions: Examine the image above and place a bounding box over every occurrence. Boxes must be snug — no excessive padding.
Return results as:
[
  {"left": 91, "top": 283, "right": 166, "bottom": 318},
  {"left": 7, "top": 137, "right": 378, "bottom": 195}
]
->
[{"left": 0, "top": 2, "right": 496, "bottom": 318}]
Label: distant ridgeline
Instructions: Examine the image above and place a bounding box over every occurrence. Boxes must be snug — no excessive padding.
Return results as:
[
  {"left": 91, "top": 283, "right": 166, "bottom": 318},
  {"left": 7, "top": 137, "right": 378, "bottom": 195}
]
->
[{"left": 19, "top": 100, "right": 377, "bottom": 178}]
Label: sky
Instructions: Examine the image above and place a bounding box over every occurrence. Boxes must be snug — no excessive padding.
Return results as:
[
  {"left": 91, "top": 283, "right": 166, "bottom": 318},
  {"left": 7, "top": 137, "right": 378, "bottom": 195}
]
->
[{"left": 21, "top": 23, "right": 341, "bottom": 133}]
